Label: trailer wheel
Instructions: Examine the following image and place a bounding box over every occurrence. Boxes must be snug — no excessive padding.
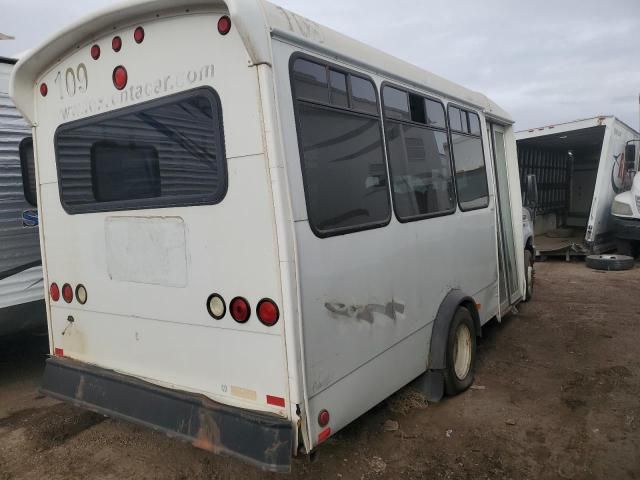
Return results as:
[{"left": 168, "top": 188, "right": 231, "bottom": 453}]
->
[
  {"left": 585, "top": 254, "right": 635, "bottom": 271},
  {"left": 523, "top": 250, "right": 534, "bottom": 302},
  {"left": 444, "top": 307, "right": 477, "bottom": 396}
]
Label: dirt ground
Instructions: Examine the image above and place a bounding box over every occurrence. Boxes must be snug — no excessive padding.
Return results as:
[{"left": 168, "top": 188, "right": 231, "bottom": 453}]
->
[{"left": 1, "top": 260, "right": 639, "bottom": 480}]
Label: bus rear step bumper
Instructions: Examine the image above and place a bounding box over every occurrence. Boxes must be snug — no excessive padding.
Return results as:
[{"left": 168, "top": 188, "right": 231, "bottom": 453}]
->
[{"left": 41, "top": 357, "right": 293, "bottom": 472}]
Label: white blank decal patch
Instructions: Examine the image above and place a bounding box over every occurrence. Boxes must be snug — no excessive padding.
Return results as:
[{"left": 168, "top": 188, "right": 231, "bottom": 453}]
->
[{"left": 105, "top": 217, "right": 187, "bottom": 287}]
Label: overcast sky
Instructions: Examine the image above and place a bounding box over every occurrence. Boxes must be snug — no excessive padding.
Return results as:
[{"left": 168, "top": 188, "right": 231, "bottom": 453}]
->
[{"left": 1, "top": 0, "right": 639, "bottom": 130}]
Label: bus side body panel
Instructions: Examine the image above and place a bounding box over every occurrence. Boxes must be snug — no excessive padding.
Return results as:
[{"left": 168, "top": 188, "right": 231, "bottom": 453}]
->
[
  {"left": 32, "top": 11, "right": 291, "bottom": 418},
  {"left": 271, "top": 39, "right": 499, "bottom": 446}
]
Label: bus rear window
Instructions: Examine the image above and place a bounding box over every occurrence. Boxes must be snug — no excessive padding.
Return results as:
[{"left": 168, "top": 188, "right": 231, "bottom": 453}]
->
[{"left": 55, "top": 87, "right": 226, "bottom": 214}]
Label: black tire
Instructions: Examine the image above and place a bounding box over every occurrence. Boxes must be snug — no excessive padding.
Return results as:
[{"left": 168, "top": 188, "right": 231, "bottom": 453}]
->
[
  {"left": 616, "top": 239, "right": 638, "bottom": 258},
  {"left": 444, "top": 307, "right": 477, "bottom": 396},
  {"left": 523, "top": 249, "right": 534, "bottom": 302},
  {"left": 585, "top": 254, "right": 634, "bottom": 271}
]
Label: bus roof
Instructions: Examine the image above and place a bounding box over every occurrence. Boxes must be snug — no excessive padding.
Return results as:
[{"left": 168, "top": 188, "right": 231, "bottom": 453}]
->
[{"left": 11, "top": 0, "right": 513, "bottom": 124}]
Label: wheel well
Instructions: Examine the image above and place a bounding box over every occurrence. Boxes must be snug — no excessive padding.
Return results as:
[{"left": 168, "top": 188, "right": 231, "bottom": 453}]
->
[{"left": 429, "top": 290, "right": 482, "bottom": 371}]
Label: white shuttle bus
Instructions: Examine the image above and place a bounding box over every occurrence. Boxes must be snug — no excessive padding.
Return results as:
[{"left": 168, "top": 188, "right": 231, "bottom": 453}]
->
[{"left": 11, "top": 0, "right": 527, "bottom": 471}]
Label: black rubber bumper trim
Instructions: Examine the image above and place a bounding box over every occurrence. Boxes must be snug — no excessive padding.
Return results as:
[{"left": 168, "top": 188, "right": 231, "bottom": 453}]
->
[
  {"left": 613, "top": 217, "right": 640, "bottom": 240},
  {"left": 41, "top": 357, "right": 293, "bottom": 472}
]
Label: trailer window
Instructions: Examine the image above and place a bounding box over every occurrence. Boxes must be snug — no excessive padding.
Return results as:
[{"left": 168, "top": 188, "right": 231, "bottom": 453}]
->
[
  {"left": 291, "top": 56, "right": 390, "bottom": 236},
  {"left": 55, "top": 87, "right": 226, "bottom": 214},
  {"left": 19, "top": 137, "right": 37, "bottom": 207},
  {"left": 448, "top": 106, "right": 489, "bottom": 210},
  {"left": 383, "top": 86, "right": 455, "bottom": 220}
]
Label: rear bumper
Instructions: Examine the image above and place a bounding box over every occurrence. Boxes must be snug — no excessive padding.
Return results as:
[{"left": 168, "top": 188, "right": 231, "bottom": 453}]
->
[
  {"left": 613, "top": 217, "right": 640, "bottom": 241},
  {"left": 41, "top": 357, "right": 293, "bottom": 472}
]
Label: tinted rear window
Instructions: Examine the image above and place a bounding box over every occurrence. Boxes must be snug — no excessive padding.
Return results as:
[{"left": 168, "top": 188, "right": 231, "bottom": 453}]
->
[{"left": 55, "top": 87, "right": 226, "bottom": 214}]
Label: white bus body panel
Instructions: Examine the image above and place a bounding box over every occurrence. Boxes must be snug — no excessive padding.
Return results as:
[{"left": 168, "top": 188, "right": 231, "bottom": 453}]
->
[
  {"left": 271, "top": 38, "right": 502, "bottom": 442},
  {"left": 31, "top": 11, "right": 291, "bottom": 416}
]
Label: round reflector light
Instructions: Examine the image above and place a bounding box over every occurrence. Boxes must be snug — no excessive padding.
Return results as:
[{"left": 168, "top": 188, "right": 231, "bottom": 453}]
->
[
  {"left": 257, "top": 299, "right": 279, "bottom": 326},
  {"left": 90, "top": 44, "right": 100, "bottom": 60},
  {"left": 76, "top": 284, "right": 88, "bottom": 305},
  {"left": 134, "top": 26, "right": 145, "bottom": 43},
  {"left": 230, "top": 297, "right": 250, "bottom": 323},
  {"left": 112, "top": 36, "right": 122, "bottom": 52},
  {"left": 318, "top": 409, "right": 330, "bottom": 427},
  {"left": 113, "top": 66, "right": 128, "bottom": 90},
  {"left": 62, "top": 283, "right": 73, "bottom": 304},
  {"left": 40, "top": 83, "right": 48, "bottom": 97},
  {"left": 50, "top": 283, "right": 60, "bottom": 302},
  {"left": 217, "top": 15, "right": 232, "bottom": 35},
  {"left": 207, "top": 294, "right": 226, "bottom": 320}
]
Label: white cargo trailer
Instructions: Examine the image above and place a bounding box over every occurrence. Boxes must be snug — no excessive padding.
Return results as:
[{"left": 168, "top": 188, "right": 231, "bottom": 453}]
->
[
  {"left": 11, "top": 0, "right": 528, "bottom": 471},
  {"left": 516, "top": 117, "right": 639, "bottom": 257},
  {"left": 0, "top": 56, "right": 45, "bottom": 335}
]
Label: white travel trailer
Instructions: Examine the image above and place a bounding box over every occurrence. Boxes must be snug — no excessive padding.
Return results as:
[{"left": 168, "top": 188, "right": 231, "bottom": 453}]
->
[
  {"left": 516, "top": 117, "right": 639, "bottom": 257},
  {"left": 0, "top": 56, "right": 45, "bottom": 335},
  {"left": 11, "top": 0, "right": 528, "bottom": 471}
]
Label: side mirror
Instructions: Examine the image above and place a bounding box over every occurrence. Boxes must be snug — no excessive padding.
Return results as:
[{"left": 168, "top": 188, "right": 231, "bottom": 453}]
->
[
  {"left": 525, "top": 174, "right": 538, "bottom": 208},
  {"left": 625, "top": 144, "right": 636, "bottom": 173}
]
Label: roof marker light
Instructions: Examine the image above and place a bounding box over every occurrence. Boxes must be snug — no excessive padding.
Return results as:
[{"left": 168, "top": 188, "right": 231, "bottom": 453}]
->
[
  {"left": 112, "top": 36, "right": 122, "bottom": 52},
  {"left": 113, "top": 65, "right": 128, "bottom": 90},
  {"left": 217, "top": 15, "right": 231, "bottom": 35},
  {"left": 39, "top": 83, "right": 48, "bottom": 97},
  {"left": 134, "top": 26, "right": 145, "bottom": 43},
  {"left": 90, "top": 44, "right": 100, "bottom": 60}
]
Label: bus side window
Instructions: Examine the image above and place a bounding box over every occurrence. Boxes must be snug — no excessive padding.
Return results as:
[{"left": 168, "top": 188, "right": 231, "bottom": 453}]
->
[
  {"left": 382, "top": 86, "right": 456, "bottom": 221},
  {"left": 291, "top": 56, "right": 391, "bottom": 237},
  {"left": 448, "top": 106, "right": 489, "bottom": 211},
  {"left": 19, "top": 137, "right": 37, "bottom": 207}
]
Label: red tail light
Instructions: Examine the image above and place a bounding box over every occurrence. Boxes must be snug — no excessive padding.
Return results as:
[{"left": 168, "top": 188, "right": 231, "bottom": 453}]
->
[
  {"left": 39, "top": 83, "right": 48, "bottom": 97},
  {"left": 50, "top": 283, "right": 60, "bottom": 302},
  {"left": 134, "top": 26, "right": 145, "bottom": 43},
  {"left": 112, "top": 36, "right": 122, "bottom": 52},
  {"left": 113, "top": 66, "right": 128, "bottom": 90},
  {"left": 257, "top": 299, "right": 279, "bottom": 326},
  {"left": 230, "top": 297, "right": 250, "bottom": 323},
  {"left": 318, "top": 409, "right": 330, "bottom": 427},
  {"left": 217, "top": 15, "right": 231, "bottom": 35},
  {"left": 90, "top": 44, "right": 100, "bottom": 60},
  {"left": 62, "top": 283, "right": 73, "bottom": 303}
]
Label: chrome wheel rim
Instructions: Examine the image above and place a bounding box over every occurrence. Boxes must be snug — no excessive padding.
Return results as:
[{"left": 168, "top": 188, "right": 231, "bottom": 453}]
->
[{"left": 453, "top": 323, "right": 472, "bottom": 380}]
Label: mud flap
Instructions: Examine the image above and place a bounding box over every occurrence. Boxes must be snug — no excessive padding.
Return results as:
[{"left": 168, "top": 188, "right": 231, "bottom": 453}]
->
[
  {"left": 41, "top": 357, "right": 293, "bottom": 472},
  {"left": 409, "top": 370, "right": 444, "bottom": 403}
]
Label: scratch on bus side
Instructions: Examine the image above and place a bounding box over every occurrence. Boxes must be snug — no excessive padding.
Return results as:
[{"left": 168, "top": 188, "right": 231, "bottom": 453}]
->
[{"left": 324, "top": 300, "right": 405, "bottom": 323}]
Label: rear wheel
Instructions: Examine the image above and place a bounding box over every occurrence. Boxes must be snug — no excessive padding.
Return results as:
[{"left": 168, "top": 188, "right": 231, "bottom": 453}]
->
[
  {"left": 524, "top": 249, "right": 534, "bottom": 301},
  {"left": 444, "top": 307, "right": 477, "bottom": 396}
]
